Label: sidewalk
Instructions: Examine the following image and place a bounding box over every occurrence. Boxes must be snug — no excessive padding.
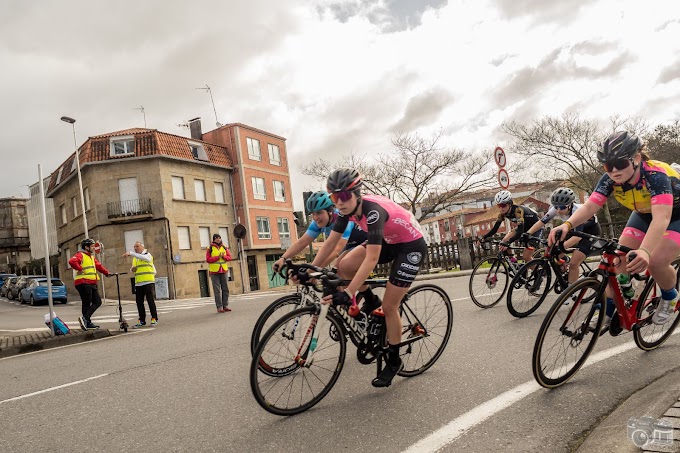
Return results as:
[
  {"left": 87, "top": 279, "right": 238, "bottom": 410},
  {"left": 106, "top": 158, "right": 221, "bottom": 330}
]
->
[
  {"left": 576, "top": 366, "right": 680, "bottom": 452},
  {"left": 0, "top": 329, "right": 112, "bottom": 358}
]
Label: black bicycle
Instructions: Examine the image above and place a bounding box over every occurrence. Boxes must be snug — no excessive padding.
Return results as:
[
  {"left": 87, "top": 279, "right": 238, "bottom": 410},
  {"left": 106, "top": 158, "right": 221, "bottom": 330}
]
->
[
  {"left": 250, "top": 261, "right": 453, "bottom": 416},
  {"left": 506, "top": 235, "right": 592, "bottom": 318}
]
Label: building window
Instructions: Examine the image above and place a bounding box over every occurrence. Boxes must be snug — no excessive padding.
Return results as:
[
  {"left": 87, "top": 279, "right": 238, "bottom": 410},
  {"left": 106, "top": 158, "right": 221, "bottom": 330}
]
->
[
  {"left": 178, "top": 226, "right": 191, "bottom": 250},
  {"left": 124, "top": 230, "right": 144, "bottom": 253},
  {"left": 214, "top": 182, "right": 225, "bottom": 203},
  {"left": 84, "top": 187, "right": 90, "bottom": 211},
  {"left": 199, "top": 227, "right": 211, "bottom": 248},
  {"left": 172, "top": 176, "right": 185, "bottom": 199},
  {"left": 219, "top": 227, "right": 229, "bottom": 248},
  {"left": 273, "top": 181, "right": 286, "bottom": 202},
  {"left": 64, "top": 248, "right": 71, "bottom": 269},
  {"left": 268, "top": 144, "right": 281, "bottom": 166},
  {"left": 110, "top": 136, "right": 135, "bottom": 156},
  {"left": 277, "top": 218, "right": 290, "bottom": 238},
  {"left": 55, "top": 167, "right": 64, "bottom": 185},
  {"left": 188, "top": 141, "right": 208, "bottom": 161},
  {"left": 72, "top": 196, "right": 78, "bottom": 218},
  {"left": 256, "top": 217, "right": 271, "bottom": 239},
  {"left": 60, "top": 205, "right": 67, "bottom": 225},
  {"left": 194, "top": 179, "right": 206, "bottom": 201},
  {"left": 251, "top": 177, "right": 266, "bottom": 200},
  {"left": 247, "top": 137, "right": 261, "bottom": 161}
]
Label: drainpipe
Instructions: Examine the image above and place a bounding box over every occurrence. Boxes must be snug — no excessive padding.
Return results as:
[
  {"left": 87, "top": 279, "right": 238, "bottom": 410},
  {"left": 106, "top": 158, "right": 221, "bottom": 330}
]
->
[
  {"left": 161, "top": 217, "right": 178, "bottom": 299},
  {"left": 229, "top": 171, "right": 247, "bottom": 294}
]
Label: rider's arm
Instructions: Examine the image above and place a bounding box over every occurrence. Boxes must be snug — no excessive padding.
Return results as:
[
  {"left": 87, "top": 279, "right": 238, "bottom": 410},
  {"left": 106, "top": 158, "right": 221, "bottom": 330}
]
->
[
  {"left": 504, "top": 207, "right": 525, "bottom": 244},
  {"left": 563, "top": 199, "right": 601, "bottom": 229},
  {"left": 345, "top": 244, "right": 380, "bottom": 295},
  {"left": 526, "top": 219, "right": 546, "bottom": 236},
  {"left": 483, "top": 217, "right": 503, "bottom": 239},
  {"left": 311, "top": 230, "right": 343, "bottom": 267},
  {"left": 318, "top": 237, "right": 349, "bottom": 267},
  {"left": 638, "top": 173, "right": 674, "bottom": 255}
]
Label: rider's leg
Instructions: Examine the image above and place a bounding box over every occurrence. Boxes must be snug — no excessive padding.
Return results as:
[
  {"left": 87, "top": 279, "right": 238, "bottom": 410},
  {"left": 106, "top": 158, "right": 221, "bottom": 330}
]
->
[
  {"left": 603, "top": 220, "right": 644, "bottom": 321},
  {"left": 649, "top": 220, "right": 680, "bottom": 324},
  {"left": 568, "top": 250, "right": 586, "bottom": 284}
]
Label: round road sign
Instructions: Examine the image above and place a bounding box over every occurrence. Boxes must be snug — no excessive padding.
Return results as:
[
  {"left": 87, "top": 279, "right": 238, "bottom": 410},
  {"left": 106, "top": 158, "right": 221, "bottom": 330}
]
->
[
  {"left": 498, "top": 168, "right": 510, "bottom": 189},
  {"left": 93, "top": 242, "right": 102, "bottom": 253},
  {"left": 494, "top": 147, "right": 507, "bottom": 168}
]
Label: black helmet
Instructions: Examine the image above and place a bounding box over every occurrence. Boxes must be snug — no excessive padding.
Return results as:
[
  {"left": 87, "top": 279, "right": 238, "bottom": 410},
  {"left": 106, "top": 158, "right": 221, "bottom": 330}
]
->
[
  {"left": 327, "top": 168, "right": 362, "bottom": 193},
  {"left": 550, "top": 187, "right": 576, "bottom": 206},
  {"left": 598, "top": 131, "right": 643, "bottom": 163},
  {"left": 81, "top": 238, "right": 96, "bottom": 249}
]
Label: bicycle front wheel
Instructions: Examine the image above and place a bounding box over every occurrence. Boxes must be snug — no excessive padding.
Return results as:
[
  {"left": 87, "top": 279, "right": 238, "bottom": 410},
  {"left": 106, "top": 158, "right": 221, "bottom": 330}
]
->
[
  {"left": 398, "top": 284, "right": 453, "bottom": 377},
  {"left": 507, "top": 259, "right": 552, "bottom": 318},
  {"left": 634, "top": 260, "right": 680, "bottom": 351},
  {"left": 533, "top": 277, "right": 604, "bottom": 388},
  {"left": 250, "top": 306, "right": 346, "bottom": 416},
  {"left": 469, "top": 258, "right": 509, "bottom": 308},
  {"left": 250, "top": 292, "right": 305, "bottom": 356}
]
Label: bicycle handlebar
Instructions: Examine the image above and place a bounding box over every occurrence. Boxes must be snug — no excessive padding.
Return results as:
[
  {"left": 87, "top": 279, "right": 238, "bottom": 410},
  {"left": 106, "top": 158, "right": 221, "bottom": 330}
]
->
[{"left": 563, "top": 230, "right": 634, "bottom": 255}]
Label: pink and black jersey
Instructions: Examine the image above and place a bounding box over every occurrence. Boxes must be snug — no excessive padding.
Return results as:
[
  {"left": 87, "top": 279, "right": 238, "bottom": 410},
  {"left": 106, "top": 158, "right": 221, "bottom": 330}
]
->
[{"left": 332, "top": 195, "right": 423, "bottom": 245}]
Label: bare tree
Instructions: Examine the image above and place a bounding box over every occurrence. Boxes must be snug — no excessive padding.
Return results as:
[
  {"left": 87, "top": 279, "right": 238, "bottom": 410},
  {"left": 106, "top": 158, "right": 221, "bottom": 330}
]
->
[
  {"left": 501, "top": 113, "right": 648, "bottom": 236},
  {"left": 645, "top": 121, "right": 680, "bottom": 164},
  {"left": 300, "top": 131, "right": 497, "bottom": 222}
]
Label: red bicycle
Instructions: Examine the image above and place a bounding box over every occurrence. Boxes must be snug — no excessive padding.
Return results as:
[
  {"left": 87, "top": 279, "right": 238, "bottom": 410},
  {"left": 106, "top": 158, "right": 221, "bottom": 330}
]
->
[{"left": 533, "top": 230, "right": 680, "bottom": 388}]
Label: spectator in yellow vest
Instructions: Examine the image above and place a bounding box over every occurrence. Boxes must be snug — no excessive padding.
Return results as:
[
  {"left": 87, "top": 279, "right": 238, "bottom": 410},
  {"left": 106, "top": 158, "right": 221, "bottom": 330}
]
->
[
  {"left": 123, "top": 241, "right": 158, "bottom": 328},
  {"left": 68, "top": 238, "right": 111, "bottom": 331},
  {"left": 206, "top": 233, "right": 232, "bottom": 313}
]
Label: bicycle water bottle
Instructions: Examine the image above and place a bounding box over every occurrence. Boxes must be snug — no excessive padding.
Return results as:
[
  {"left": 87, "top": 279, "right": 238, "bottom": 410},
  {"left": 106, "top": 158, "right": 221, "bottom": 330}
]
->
[{"left": 617, "top": 273, "right": 635, "bottom": 301}]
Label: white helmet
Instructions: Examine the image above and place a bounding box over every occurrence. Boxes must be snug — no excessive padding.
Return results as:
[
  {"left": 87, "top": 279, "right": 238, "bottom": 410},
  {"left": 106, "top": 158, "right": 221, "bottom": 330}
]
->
[{"left": 494, "top": 190, "right": 513, "bottom": 205}]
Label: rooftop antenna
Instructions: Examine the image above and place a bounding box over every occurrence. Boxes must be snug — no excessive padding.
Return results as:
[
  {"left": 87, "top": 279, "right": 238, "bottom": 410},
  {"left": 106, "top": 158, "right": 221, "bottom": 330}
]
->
[
  {"left": 196, "top": 84, "right": 223, "bottom": 128},
  {"left": 176, "top": 122, "right": 190, "bottom": 131},
  {"left": 133, "top": 105, "right": 147, "bottom": 128}
]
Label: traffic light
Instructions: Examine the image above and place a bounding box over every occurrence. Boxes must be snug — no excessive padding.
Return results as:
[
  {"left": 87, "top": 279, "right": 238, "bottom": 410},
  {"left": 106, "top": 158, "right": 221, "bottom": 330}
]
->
[
  {"left": 293, "top": 211, "right": 306, "bottom": 227},
  {"left": 302, "top": 191, "right": 313, "bottom": 216}
]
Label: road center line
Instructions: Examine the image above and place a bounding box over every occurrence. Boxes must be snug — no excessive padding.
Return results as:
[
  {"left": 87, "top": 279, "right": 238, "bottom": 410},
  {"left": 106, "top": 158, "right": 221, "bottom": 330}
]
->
[
  {"left": 0, "top": 374, "right": 108, "bottom": 405},
  {"left": 403, "top": 331, "right": 680, "bottom": 453}
]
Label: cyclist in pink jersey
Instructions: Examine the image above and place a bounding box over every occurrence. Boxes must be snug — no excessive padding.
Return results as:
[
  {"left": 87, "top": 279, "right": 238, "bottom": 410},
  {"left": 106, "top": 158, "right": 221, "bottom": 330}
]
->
[{"left": 313, "top": 168, "right": 427, "bottom": 388}]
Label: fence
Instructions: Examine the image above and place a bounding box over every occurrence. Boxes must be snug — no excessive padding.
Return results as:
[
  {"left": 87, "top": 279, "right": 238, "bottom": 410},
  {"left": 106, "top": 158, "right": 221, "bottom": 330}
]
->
[{"left": 373, "top": 240, "right": 462, "bottom": 277}]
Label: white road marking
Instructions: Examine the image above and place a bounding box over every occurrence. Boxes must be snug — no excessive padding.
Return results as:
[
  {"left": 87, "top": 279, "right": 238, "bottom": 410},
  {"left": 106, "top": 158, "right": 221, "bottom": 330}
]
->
[
  {"left": 0, "top": 374, "right": 108, "bottom": 405},
  {"left": 402, "top": 331, "right": 680, "bottom": 453}
]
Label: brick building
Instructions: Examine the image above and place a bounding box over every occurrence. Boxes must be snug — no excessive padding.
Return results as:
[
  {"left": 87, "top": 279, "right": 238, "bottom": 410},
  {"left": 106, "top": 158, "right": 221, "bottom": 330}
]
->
[{"left": 0, "top": 198, "right": 31, "bottom": 273}]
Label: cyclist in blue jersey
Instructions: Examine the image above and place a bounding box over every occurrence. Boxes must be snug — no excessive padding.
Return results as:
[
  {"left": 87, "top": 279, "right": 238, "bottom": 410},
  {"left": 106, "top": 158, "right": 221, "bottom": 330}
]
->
[{"left": 273, "top": 191, "right": 366, "bottom": 272}]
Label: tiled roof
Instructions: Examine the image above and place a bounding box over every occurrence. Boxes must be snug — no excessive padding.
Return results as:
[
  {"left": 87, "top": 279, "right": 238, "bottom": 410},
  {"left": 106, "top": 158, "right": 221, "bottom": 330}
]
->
[
  {"left": 47, "top": 128, "right": 233, "bottom": 192},
  {"left": 206, "top": 123, "right": 287, "bottom": 141},
  {"left": 421, "top": 207, "right": 485, "bottom": 224},
  {"left": 464, "top": 196, "right": 549, "bottom": 225}
]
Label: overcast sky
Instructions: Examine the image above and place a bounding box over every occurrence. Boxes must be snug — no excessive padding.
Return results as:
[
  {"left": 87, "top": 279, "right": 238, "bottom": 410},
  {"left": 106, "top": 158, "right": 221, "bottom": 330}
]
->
[{"left": 2, "top": 0, "right": 679, "bottom": 209}]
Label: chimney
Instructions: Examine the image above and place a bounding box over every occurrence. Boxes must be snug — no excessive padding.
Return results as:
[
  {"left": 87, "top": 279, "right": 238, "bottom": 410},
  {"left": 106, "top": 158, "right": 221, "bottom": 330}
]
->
[{"left": 188, "top": 117, "right": 202, "bottom": 140}]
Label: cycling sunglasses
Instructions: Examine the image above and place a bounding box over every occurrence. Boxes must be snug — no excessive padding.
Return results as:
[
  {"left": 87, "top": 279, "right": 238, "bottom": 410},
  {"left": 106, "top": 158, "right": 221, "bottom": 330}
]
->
[
  {"left": 497, "top": 203, "right": 509, "bottom": 208},
  {"left": 330, "top": 191, "right": 355, "bottom": 203},
  {"left": 602, "top": 157, "right": 633, "bottom": 172},
  {"left": 555, "top": 205, "right": 570, "bottom": 210}
]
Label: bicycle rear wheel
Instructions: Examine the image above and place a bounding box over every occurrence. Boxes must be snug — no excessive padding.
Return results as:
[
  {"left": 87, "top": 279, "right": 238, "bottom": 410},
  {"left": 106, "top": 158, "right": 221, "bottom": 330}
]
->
[
  {"left": 533, "top": 277, "right": 604, "bottom": 388},
  {"left": 634, "top": 260, "right": 680, "bottom": 351},
  {"left": 250, "top": 292, "right": 305, "bottom": 356},
  {"left": 507, "top": 259, "right": 552, "bottom": 318},
  {"left": 469, "top": 258, "right": 509, "bottom": 308},
  {"left": 250, "top": 306, "right": 346, "bottom": 416},
  {"left": 398, "top": 284, "right": 453, "bottom": 377}
]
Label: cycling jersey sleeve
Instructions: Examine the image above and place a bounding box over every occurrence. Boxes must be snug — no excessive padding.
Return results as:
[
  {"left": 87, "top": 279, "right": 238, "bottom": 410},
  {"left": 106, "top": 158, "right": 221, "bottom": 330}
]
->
[
  {"left": 363, "top": 202, "right": 390, "bottom": 245},
  {"left": 305, "top": 222, "right": 322, "bottom": 240},
  {"left": 332, "top": 214, "right": 350, "bottom": 235},
  {"left": 646, "top": 168, "right": 674, "bottom": 206},
  {"left": 483, "top": 215, "right": 504, "bottom": 239},
  {"left": 507, "top": 207, "right": 526, "bottom": 243},
  {"left": 341, "top": 221, "right": 354, "bottom": 240},
  {"left": 540, "top": 207, "right": 558, "bottom": 224},
  {"left": 590, "top": 174, "right": 615, "bottom": 207}
]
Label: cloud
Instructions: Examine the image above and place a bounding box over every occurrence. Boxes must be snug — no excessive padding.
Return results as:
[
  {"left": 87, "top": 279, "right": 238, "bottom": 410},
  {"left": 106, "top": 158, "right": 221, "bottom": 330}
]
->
[
  {"left": 490, "top": 54, "right": 516, "bottom": 67},
  {"left": 657, "top": 60, "right": 680, "bottom": 84},
  {"left": 322, "top": 0, "right": 448, "bottom": 32},
  {"left": 492, "top": 0, "right": 591, "bottom": 24},
  {"left": 571, "top": 40, "right": 618, "bottom": 55},
  {"left": 391, "top": 87, "right": 454, "bottom": 133}
]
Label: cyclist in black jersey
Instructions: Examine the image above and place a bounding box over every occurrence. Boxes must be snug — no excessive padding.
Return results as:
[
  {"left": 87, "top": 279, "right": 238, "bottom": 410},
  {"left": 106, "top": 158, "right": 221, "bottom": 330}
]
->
[{"left": 481, "top": 190, "right": 542, "bottom": 263}]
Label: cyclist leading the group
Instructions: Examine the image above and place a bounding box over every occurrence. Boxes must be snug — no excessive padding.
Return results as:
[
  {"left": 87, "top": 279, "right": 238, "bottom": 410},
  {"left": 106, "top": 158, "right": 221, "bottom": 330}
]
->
[
  {"left": 549, "top": 131, "right": 680, "bottom": 325},
  {"left": 481, "top": 190, "right": 542, "bottom": 263},
  {"left": 273, "top": 191, "right": 367, "bottom": 272},
  {"left": 313, "top": 168, "right": 427, "bottom": 388},
  {"left": 525, "top": 187, "right": 601, "bottom": 284}
]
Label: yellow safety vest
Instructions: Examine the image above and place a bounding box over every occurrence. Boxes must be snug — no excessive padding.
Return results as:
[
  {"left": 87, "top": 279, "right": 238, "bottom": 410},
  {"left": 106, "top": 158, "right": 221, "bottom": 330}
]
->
[
  {"left": 76, "top": 252, "right": 99, "bottom": 283},
  {"left": 133, "top": 254, "right": 155, "bottom": 285},
  {"left": 209, "top": 245, "right": 229, "bottom": 273}
]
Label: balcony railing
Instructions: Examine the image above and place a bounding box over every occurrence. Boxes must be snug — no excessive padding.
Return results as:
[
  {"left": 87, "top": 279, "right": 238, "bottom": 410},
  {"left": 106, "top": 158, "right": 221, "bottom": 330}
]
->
[
  {"left": 107, "top": 198, "right": 153, "bottom": 219},
  {"left": 0, "top": 237, "right": 30, "bottom": 248}
]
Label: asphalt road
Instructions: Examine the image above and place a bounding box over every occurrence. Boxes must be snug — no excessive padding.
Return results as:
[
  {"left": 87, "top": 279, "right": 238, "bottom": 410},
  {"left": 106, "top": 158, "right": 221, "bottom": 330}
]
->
[{"left": 0, "top": 277, "right": 678, "bottom": 453}]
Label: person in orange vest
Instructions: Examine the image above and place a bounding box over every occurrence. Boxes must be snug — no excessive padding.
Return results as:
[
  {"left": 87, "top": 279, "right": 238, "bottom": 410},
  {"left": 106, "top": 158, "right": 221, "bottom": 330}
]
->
[
  {"left": 205, "top": 233, "right": 232, "bottom": 313},
  {"left": 68, "top": 238, "right": 112, "bottom": 331}
]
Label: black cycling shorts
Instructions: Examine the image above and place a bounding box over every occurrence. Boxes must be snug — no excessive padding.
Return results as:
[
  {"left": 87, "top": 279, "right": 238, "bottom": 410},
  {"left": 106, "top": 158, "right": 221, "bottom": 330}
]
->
[
  {"left": 367, "top": 238, "right": 427, "bottom": 288},
  {"left": 574, "top": 220, "right": 602, "bottom": 255}
]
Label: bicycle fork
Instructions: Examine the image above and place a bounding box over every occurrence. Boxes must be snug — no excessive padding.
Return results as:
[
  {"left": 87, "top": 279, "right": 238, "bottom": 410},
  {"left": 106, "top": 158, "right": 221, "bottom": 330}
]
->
[{"left": 295, "top": 303, "right": 330, "bottom": 367}]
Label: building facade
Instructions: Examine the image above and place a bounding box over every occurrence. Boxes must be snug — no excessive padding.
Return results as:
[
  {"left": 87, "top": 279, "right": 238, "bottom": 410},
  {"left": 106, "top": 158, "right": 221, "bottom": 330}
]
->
[{"left": 0, "top": 198, "right": 31, "bottom": 273}]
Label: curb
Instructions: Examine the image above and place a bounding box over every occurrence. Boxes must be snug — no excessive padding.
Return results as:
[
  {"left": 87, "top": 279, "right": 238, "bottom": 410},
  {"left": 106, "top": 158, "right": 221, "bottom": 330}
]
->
[{"left": 0, "top": 329, "right": 112, "bottom": 359}]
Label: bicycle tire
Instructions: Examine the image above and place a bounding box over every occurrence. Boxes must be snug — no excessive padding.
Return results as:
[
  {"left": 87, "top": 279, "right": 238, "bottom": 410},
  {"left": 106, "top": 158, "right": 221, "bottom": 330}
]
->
[
  {"left": 250, "top": 292, "right": 305, "bottom": 356},
  {"left": 469, "top": 258, "right": 509, "bottom": 308},
  {"left": 397, "top": 284, "right": 453, "bottom": 377},
  {"left": 533, "top": 277, "right": 604, "bottom": 388},
  {"left": 507, "top": 259, "right": 552, "bottom": 318},
  {"left": 634, "top": 260, "right": 680, "bottom": 351},
  {"left": 250, "top": 306, "right": 346, "bottom": 416}
]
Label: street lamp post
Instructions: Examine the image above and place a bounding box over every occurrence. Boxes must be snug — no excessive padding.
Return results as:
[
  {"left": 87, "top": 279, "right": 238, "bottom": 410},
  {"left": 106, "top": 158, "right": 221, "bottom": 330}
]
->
[{"left": 60, "top": 116, "right": 89, "bottom": 239}]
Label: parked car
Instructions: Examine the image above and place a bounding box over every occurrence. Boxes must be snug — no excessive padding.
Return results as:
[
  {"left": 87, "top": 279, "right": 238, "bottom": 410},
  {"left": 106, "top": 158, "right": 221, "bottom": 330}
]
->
[
  {"left": 0, "top": 273, "right": 16, "bottom": 287},
  {"left": 19, "top": 278, "right": 67, "bottom": 305},
  {"left": 8, "top": 275, "right": 45, "bottom": 301},
  {"left": 0, "top": 277, "right": 18, "bottom": 298}
]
